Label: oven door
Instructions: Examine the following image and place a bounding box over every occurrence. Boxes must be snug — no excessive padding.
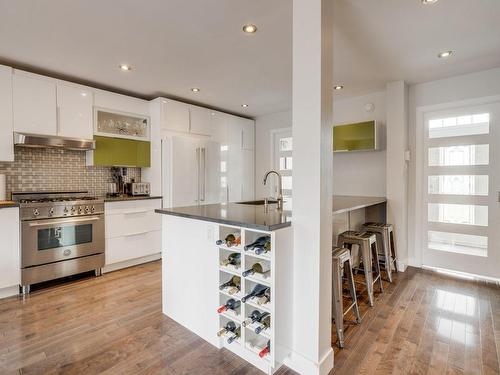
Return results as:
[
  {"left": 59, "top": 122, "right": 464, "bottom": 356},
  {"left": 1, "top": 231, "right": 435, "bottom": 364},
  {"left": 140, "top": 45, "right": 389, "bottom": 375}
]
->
[{"left": 21, "top": 215, "right": 105, "bottom": 267}]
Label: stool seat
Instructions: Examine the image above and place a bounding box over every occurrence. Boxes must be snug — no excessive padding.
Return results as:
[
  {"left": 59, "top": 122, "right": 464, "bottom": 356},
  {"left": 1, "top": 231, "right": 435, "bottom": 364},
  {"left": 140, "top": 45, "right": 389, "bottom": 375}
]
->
[
  {"left": 331, "top": 246, "right": 361, "bottom": 348},
  {"left": 362, "top": 222, "right": 398, "bottom": 283},
  {"left": 338, "top": 230, "right": 384, "bottom": 307}
]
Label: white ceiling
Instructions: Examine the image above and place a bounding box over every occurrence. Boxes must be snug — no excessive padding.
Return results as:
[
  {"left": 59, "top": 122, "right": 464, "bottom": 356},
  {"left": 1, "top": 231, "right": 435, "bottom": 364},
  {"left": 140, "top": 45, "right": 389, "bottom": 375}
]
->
[{"left": 0, "top": 0, "right": 499, "bottom": 117}]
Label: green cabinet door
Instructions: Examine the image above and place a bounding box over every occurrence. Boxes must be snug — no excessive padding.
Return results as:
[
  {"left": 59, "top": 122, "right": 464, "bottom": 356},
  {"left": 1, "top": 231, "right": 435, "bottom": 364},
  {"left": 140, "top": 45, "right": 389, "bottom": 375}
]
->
[{"left": 93, "top": 136, "right": 151, "bottom": 167}]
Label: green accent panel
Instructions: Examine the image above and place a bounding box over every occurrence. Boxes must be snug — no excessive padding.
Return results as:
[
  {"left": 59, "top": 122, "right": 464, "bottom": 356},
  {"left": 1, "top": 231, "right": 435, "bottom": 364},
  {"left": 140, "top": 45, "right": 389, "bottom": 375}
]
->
[
  {"left": 333, "top": 121, "right": 376, "bottom": 152},
  {"left": 93, "top": 136, "right": 151, "bottom": 167}
]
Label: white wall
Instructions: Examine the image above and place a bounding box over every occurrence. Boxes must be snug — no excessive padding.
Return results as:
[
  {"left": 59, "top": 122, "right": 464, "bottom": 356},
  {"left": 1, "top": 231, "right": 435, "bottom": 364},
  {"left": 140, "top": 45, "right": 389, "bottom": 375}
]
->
[
  {"left": 332, "top": 91, "right": 386, "bottom": 196},
  {"left": 408, "top": 67, "right": 500, "bottom": 267},
  {"left": 254, "top": 91, "right": 387, "bottom": 197}
]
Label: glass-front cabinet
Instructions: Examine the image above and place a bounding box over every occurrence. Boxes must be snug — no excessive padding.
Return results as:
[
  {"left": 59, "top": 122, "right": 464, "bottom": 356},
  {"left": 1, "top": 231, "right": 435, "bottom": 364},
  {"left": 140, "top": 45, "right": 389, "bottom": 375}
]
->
[{"left": 94, "top": 108, "right": 150, "bottom": 141}]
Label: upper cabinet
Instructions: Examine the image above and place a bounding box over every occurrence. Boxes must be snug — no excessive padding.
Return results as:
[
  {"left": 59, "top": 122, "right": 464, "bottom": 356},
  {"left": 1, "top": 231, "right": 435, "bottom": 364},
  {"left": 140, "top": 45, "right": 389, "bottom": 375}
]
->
[
  {"left": 13, "top": 71, "right": 57, "bottom": 136},
  {"left": 0, "top": 65, "right": 13, "bottom": 162},
  {"left": 161, "top": 99, "right": 190, "bottom": 133},
  {"left": 56, "top": 84, "right": 93, "bottom": 139},
  {"left": 189, "top": 105, "right": 212, "bottom": 136},
  {"left": 94, "top": 90, "right": 149, "bottom": 117},
  {"left": 240, "top": 117, "right": 254, "bottom": 151}
]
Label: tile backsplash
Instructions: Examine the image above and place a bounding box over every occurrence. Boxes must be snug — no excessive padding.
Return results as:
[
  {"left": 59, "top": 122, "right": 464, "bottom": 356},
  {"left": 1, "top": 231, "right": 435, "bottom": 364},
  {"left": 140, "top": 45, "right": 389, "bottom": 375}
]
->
[{"left": 0, "top": 147, "right": 141, "bottom": 198}]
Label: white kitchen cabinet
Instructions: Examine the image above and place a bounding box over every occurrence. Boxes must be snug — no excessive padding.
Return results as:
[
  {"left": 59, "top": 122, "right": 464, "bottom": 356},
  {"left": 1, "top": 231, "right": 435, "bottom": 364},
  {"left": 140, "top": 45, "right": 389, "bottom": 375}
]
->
[
  {"left": 0, "top": 208, "right": 20, "bottom": 297},
  {"left": 57, "top": 84, "right": 93, "bottom": 139},
  {"left": 104, "top": 199, "right": 162, "bottom": 271},
  {"left": 94, "top": 89, "right": 149, "bottom": 117},
  {"left": 13, "top": 71, "right": 57, "bottom": 135},
  {"left": 189, "top": 105, "right": 212, "bottom": 136},
  {"left": 0, "top": 65, "right": 13, "bottom": 162},
  {"left": 241, "top": 118, "right": 255, "bottom": 151},
  {"left": 210, "top": 111, "right": 228, "bottom": 145},
  {"left": 161, "top": 99, "right": 190, "bottom": 132}
]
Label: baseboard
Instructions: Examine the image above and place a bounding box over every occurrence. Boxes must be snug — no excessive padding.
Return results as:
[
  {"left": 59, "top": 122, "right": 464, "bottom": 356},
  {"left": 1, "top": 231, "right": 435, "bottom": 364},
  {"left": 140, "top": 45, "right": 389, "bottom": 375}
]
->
[
  {"left": 102, "top": 253, "right": 161, "bottom": 273},
  {"left": 421, "top": 265, "right": 500, "bottom": 285},
  {"left": 283, "top": 347, "right": 334, "bottom": 375},
  {"left": 0, "top": 285, "right": 19, "bottom": 300}
]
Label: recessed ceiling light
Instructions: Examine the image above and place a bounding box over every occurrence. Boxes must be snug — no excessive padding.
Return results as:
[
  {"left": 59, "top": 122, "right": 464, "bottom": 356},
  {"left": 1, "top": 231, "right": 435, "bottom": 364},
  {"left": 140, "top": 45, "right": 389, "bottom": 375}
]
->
[
  {"left": 422, "top": 0, "right": 438, "bottom": 4},
  {"left": 119, "top": 64, "right": 132, "bottom": 71},
  {"left": 191, "top": 87, "right": 200, "bottom": 93},
  {"left": 242, "top": 24, "right": 257, "bottom": 34},
  {"left": 438, "top": 50, "right": 453, "bottom": 58},
  {"left": 334, "top": 85, "right": 344, "bottom": 90},
  {"left": 241, "top": 104, "right": 249, "bottom": 108}
]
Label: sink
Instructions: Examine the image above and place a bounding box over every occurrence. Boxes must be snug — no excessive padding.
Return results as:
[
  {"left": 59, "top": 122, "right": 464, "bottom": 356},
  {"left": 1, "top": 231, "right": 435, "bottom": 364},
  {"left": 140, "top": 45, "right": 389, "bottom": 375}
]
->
[{"left": 237, "top": 199, "right": 279, "bottom": 206}]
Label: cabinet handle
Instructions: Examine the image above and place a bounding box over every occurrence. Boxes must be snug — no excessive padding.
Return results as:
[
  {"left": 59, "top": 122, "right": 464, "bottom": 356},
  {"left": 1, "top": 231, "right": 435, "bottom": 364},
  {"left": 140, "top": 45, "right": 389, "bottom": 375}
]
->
[
  {"left": 123, "top": 231, "right": 150, "bottom": 237},
  {"left": 123, "top": 210, "right": 150, "bottom": 215},
  {"left": 241, "top": 129, "right": 244, "bottom": 149}
]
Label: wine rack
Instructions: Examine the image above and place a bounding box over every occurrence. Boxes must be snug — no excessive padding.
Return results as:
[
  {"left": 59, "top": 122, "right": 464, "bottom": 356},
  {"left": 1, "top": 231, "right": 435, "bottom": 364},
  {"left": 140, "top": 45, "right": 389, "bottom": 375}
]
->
[{"left": 216, "top": 224, "right": 291, "bottom": 374}]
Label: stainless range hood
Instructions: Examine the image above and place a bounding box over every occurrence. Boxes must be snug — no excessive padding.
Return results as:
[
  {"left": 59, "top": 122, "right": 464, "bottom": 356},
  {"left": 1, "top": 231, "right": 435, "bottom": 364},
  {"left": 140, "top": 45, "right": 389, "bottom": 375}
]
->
[{"left": 14, "top": 133, "right": 95, "bottom": 151}]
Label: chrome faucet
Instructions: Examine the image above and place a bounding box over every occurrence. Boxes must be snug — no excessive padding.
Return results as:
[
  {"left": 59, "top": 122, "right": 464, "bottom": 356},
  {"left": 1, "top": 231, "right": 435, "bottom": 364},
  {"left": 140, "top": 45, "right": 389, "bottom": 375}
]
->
[{"left": 263, "top": 170, "right": 283, "bottom": 210}]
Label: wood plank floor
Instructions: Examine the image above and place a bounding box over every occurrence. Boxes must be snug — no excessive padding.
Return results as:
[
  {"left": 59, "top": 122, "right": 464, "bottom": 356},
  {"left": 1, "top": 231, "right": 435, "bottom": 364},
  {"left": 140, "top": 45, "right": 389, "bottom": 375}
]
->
[{"left": 0, "top": 261, "right": 498, "bottom": 374}]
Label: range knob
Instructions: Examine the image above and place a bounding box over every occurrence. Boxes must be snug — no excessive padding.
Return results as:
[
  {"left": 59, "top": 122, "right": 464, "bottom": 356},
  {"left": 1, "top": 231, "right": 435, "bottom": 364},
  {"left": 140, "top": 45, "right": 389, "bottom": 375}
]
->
[
  {"left": 48, "top": 208, "right": 54, "bottom": 216},
  {"left": 85, "top": 205, "right": 90, "bottom": 213},
  {"left": 33, "top": 209, "right": 39, "bottom": 217},
  {"left": 78, "top": 206, "right": 83, "bottom": 214},
  {"left": 63, "top": 207, "right": 69, "bottom": 215},
  {"left": 70, "top": 206, "right": 76, "bottom": 215},
  {"left": 91, "top": 205, "right": 96, "bottom": 212}
]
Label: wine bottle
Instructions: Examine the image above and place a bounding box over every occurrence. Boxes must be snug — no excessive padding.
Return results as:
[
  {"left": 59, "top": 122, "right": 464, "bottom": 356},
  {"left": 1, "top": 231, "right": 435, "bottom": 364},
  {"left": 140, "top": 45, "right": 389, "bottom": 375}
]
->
[
  {"left": 258, "top": 340, "right": 271, "bottom": 358},
  {"left": 244, "top": 236, "right": 270, "bottom": 251},
  {"left": 219, "top": 276, "right": 241, "bottom": 295},
  {"left": 217, "top": 321, "right": 237, "bottom": 337},
  {"left": 220, "top": 253, "right": 241, "bottom": 267},
  {"left": 242, "top": 262, "right": 270, "bottom": 277},
  {"left": 255, "top": 287, "right": 271, "bottom": 305},
  {"left": 216, "top": 233, "right": 241, "bottom": 247},
  {"left": 254, "top": 240, "right": 271, "bottom": 255},
  {"left": 255, "top": 315, "right": 271, "bottom": 334},
  {"left": 242, "top": 310, "right": 269, "bottom": 327},
  {"left": 217, "top": 298, "right": 241, "bottom": 313},
  {"left": 226, "top": 326, "right": 241, "bottom": 344},
  {"left": 241, "top": 284, "right": 268, "bottom": 303}
]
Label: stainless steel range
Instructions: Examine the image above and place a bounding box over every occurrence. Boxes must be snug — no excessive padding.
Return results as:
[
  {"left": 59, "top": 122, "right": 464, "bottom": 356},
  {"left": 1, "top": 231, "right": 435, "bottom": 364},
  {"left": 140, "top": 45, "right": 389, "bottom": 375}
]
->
[{"left": 12, "top": 191, "right": 105, "bottom": 294}]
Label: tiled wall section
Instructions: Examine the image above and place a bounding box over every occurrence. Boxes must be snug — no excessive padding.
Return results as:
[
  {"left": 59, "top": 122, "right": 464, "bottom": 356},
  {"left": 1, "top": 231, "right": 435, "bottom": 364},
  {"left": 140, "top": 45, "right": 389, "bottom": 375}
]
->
[{"left": 0, "top": 147, "right": 141, "bottom": 198}]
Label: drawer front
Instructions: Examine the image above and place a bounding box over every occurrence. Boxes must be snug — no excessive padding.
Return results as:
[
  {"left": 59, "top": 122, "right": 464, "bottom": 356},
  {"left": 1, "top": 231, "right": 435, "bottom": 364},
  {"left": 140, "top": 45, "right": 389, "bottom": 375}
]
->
[
  {"left": 105, "top": 200, "right": 161, "bottom": 238},
  {"left": 104, "top": 199, "right": 161, "bottom": 215},
  {"left": 105, "top": 230, "right": 161, "bottom": 265}
]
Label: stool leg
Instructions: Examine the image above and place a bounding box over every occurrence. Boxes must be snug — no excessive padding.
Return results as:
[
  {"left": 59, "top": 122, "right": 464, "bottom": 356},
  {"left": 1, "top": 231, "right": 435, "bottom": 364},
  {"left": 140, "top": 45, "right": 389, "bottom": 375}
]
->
[
  {"left": 372, "top": 242, "right": 384, "bottom": 293},
  {"left": 346, "top": 257, "right": 361, "bottom": 324},
  {"left": 360, "top": 243, "right": 375, "bottom": 307},
  {"left": 332, "top": 261, "right": 345, "bottom": 348},
  {"left": 383, "top": 231, "right": 393, "bottom": 283},
  {"left": 390, "top": 230, "right": 398, "bottom": 273}
]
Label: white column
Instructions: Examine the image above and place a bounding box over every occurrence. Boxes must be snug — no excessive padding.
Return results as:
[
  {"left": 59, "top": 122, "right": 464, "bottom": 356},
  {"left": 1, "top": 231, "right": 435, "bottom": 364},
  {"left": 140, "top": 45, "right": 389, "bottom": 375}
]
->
[
  {"left": 288, "top": 0, "right": 334, "bottom": 374},
  {"left": 386, "top": 81, "right": 409, "bottom": 271}
]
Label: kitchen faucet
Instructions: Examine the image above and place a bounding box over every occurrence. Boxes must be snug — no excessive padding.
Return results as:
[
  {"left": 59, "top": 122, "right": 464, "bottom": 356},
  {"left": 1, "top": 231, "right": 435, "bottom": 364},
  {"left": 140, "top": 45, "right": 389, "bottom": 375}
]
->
[{"left": 263, "top": 170, "right": 283, "bottom": 210}]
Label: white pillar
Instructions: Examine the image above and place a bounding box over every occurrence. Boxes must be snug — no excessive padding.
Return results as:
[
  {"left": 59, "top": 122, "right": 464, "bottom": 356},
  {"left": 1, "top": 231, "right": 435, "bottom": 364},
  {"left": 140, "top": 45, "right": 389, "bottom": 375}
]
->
[
  {"left": 288, "top": 0, "right": 334, "bottom": 374},
  {"left": 386, "top": 81, "right": 409, "bottom": 271}
]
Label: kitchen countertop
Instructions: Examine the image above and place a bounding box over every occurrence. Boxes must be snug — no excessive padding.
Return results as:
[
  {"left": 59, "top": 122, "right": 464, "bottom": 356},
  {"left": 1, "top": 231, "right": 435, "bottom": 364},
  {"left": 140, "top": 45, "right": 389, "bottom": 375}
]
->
[
  {"left": 0, "top": 201, "right": 18, "bottom": 209},
  {"left": 156, "top": 202, "right": 292, "bottom": 231},
  {"left": 332, "top": 195, "right": 387, "bottom": 214},
  {"left": 103, "top": 195, "right": 162, "bottom": 202}
]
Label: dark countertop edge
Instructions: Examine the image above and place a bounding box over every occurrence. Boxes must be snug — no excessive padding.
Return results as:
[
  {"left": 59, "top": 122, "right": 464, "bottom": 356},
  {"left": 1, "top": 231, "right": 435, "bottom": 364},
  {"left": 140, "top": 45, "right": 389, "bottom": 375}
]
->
[
  {"left": 0, "top": 203, "right": 19, "bottom": 209},
  {"left": 155, "top": 209, "right": 291, "bottom": 232},
  {"left": 332, "top": 196, "right": 387, "bottom": 215},
  {"left": 104, "top": 196, "right": 162, "bottom": 203}
]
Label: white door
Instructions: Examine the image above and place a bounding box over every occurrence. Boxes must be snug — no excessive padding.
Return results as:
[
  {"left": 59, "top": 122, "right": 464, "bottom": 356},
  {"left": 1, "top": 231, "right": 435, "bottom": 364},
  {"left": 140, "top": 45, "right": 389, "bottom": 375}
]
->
[
  {"left": 56, "top": 84, "right": 93, "bottom": 139},
  {"left": 421, "top": 100, "right": 500, "bottom": 279},
  {"left": 273, "top": 129, "right": 293, "bottom": 211},
  {"left": 13, "top": 72, "right": 57, "bottom": 135}
]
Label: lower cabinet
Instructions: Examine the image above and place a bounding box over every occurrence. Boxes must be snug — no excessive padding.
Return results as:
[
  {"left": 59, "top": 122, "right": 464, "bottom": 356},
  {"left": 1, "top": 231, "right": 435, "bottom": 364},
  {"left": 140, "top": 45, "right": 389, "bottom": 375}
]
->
[
  {"left": 0, "top": 208, "right": 20, "bottom": 298},
  {"left": 104, "top": 199, "right": 161, "bottom": 271}
]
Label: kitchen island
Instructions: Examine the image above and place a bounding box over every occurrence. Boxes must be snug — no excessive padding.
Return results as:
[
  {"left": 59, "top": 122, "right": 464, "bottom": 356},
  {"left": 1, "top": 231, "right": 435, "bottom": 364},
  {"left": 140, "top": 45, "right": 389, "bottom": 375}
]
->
[{"left": 156, "top": 203, "right": 293, "bottom": 374}]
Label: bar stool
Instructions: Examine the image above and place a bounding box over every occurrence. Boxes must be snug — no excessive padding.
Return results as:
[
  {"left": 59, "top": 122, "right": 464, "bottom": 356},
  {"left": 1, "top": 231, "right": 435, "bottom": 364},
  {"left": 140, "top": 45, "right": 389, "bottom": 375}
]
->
[
  {"left": 337, "top": 231, "right": 384, "bottom": 307},
  {"left": 363, "top": 222, "right": 398, "bottom": 283},
  {"left": 332, "top": 247, "right": 361, "bottom": 348}
]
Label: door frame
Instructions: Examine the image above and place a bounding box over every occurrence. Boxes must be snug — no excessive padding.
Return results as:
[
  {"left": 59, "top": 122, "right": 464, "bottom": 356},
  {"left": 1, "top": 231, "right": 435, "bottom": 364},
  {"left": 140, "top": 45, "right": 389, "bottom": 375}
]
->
[{"left": 414, "top": 94, "right": 500, "bottom": 282}]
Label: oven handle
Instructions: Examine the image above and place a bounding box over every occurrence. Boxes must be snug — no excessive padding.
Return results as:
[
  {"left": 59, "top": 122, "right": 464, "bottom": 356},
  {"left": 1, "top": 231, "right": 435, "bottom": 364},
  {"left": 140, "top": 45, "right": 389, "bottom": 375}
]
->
[{"left": 28, "top": 217, "right": 101, "bottom": 227}]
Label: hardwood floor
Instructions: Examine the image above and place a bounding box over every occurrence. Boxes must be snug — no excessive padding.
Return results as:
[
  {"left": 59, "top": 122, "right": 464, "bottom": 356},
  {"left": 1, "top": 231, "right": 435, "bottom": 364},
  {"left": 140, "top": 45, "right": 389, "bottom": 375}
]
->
[{"left": 0, "top": 261, "right": 498, "bottom": 374}]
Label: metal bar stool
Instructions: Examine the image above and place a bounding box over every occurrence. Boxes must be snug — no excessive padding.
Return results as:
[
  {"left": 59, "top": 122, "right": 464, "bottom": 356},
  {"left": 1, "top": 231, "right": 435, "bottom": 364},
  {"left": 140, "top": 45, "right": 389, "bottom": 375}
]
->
[
  {"left": 337, "top": 231, "right": 384, "bottom": 307},
  {"left": 363, "top": 222, "right": 398, "bottom": 283},
  {"left": 332, "top": 247, "right": 361, "bottom": 348}
]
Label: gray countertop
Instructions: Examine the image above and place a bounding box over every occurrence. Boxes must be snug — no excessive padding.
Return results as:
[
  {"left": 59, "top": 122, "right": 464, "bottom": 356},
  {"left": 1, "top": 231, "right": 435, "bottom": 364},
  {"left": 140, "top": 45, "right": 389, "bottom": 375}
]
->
[
  {"left": 155, "top": 196, "right": 385, "bottom": 230},
  {"left": 103, "top": 195, "right": 162, "bottom": 203},
  {"left": 156, "top": 203, "right": 292, "bottom": 231},
  {"left": 332, "top": 195, "right": 387, "bottom": 214}
]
